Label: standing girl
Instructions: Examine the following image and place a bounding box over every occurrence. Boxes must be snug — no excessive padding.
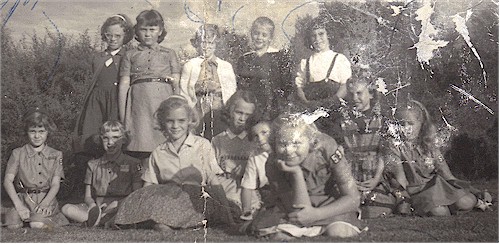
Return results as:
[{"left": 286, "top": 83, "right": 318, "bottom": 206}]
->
[
  {"left": 179, "top": 24, "right": 237, "bottom": 139},
  {"left": 3, "top": 108, "right": 68, "bottom": 229},
  {"left": 236, "top": 17, "right": 292, "bottom": 120},
  {"left": 386, "top": 100, "right": 483, "bottom": 216},
  {"left": 292, "top": 17, "right": 351, "bottom": 136},
  {"left": 73, "top": 14, "right": 134, "bottom": 157},
  {"left": 113, "top": 96, "right": 233, "bottom": 230},
  {"left": 249, "top": 114, "right": 363, "bottom": 239},
  {"left": 119, "top": 10, "right": 181, "bottom": 158}
]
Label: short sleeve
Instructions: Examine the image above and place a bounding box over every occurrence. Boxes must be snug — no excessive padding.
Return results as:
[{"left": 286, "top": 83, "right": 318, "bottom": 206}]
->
[
  {"left": 329, "top": 53, "right": 351, "bottom": 84},
  {"left": 53, "top": 151, "right": 65, "bottom": 179},
  {"left": 5, "top": 149, "right": 20, "bottom": 176},
  {"left": 169, "top": 50, "right": 181, "bottom": 74},
  {"left": 84, "top": 162, "right": 93, "bottom": 185},
  {"left": 119, "top": 51, "right": 132, "bottom": 77},
  {"left": 241, "top": 155, "right": 258, "bottom": 190},
  {"left": 294, "top": 58, "right": 307, "bottom": 88},
  {"left": 141, "top": 153, "right": 159, "bottom": 184}
]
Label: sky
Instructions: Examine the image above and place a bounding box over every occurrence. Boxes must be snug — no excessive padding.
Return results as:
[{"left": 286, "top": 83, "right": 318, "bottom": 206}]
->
[{"left": 1, "top": 0, "right": 321, "bottom": 51}]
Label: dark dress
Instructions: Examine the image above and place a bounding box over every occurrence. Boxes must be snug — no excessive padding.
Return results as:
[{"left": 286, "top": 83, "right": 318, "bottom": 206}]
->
[
  {"left": 236, "top": 49, "right": 293, "bottom": 120},
  {"left": 73, "top": 49, "right": 124, "bottom": 156}
]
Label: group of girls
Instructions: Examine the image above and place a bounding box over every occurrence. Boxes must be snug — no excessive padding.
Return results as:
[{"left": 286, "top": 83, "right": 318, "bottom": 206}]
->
[{"left": 2, "top": 9, "right": 493, "bottom": 241}]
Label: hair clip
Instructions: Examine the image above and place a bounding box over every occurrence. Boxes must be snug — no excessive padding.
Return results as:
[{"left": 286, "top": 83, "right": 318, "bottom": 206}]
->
[{"left": 112, "top": 14, "right": 126, "bottom": 23}]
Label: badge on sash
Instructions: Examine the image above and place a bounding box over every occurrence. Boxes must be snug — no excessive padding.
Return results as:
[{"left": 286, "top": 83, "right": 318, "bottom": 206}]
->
[{"left": 120, "top": 164, "right": 130, "bottom": 172}]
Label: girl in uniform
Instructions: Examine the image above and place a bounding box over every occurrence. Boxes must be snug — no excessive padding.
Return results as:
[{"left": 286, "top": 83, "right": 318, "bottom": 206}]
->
[
  {"left": 62, "top": 121, "right": 142, "bottom": 228},
  {"left": 3, "top": 108, "right": 68, "bottom": 229},
  {"left": 118, "top": 10, "right": 181, "bottom": 159}
]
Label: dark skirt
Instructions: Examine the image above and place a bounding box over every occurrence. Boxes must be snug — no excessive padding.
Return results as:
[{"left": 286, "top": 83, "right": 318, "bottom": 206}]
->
[
  {"left": 407, "top": 175, "right": 469, "bottom": 215},
  {"left": 114, "top": 183, "right": 234, "bottom": 228}
]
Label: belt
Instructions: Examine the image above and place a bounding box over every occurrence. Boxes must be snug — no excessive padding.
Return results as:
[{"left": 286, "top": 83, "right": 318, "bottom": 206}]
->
[
  {"left": 132, "top": 77, "right": 171, "bottom": 85},
  {"left": 19, "top": 188, "right": 49, "bottom": 194},
  {"left": 195, "top": 91, "right": 222, "bottom": 97}
]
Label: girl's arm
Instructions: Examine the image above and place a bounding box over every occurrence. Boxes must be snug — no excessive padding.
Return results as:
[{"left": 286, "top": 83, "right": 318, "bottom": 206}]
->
[
  {"left": 433, "top": 150, "right": 456, "bottom": 180},
  {"left": 118, "top": 75, "right": 130, "bottom": 121},
  {"left": 3, "top": 173, "right": 30, "bottom": 220},
  {"left": 83, "top": 184, "right": 96, "bottom": 208},
  {"left": 276, "top": 160, "right": 311, "bottom": 208},
  {"left": 35, "top": 175, "right": 61, "bottom": 215},
  {"left": 170, "top": 73, "right": 181, "bottom": 94},
  {"left": 335, "top": 83, "right": 347, "bottom": 100}
]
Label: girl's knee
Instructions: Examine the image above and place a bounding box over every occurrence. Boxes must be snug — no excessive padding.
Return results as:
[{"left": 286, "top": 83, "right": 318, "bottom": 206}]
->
[
  {"left": 454, "top": 193, "right": 477, "bottom": 211},
  {"left": 324, "top": 222, "right": 360, "bottom": 238},
  {"left": 428, "top": 205, "right": 451, "bottom": 216},
  {"left": 29, "top": 222, "right": 46, "bottom": 229}
]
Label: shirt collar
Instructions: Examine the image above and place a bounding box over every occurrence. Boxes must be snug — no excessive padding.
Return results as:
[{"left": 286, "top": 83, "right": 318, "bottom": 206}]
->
[
  {"left": 226, "top": 129, "right": 247, "bottom": 139},
  {"left": 161, "top": 133, "right": 196, "bottom": 151},
  {"left": 137, "top": 43, "right": 160, "bottom": 51},
  {"left": 109, "top": 48, "right": 121, "bottom": 56},
  {"left": 25, "top": 144, "right": 51, "bottom": 158}
]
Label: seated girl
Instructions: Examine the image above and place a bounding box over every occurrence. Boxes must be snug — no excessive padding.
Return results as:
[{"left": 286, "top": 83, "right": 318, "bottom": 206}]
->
[
  {"left": 113, "top": 95, "right": 233, "bottom": 230},
  {"left": 385, "top": 99, "right": 491, "bottom": 216},
  {"left": 248, "top": 113, "right": 364, "bottom": 239},
  {"left": 240, "top": 120, "right": 273, "bottom": 220},
  {"left": 62, "top": 121, "right": 142, "bottom": 228},
  {"left": 3, "top": 108, "right": 69, "bottom": 229},
  {"left": 339, "top": 77, "right": 407, "bottom": 218}
]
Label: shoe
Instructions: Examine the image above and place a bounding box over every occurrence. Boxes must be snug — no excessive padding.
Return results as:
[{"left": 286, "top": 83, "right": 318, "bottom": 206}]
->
[
  {"left": 154, "top": 223, "right": 172, "bottom": 232},
  {"left": 87, "top": 206, "right": 102, "bottom": 227}
]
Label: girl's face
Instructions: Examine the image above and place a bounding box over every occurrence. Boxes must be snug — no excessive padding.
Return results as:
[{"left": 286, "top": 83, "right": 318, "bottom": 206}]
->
[
  {"left": 275, "top": 127, "right": 310, "bottom": 167},
  {"left": 310, "top": 28, "right": 330, "bottom": 52},
  {"left": 197, "top": 32, "right": 217, "bottom": 59},
  {"left": 398, "top": 110, "right": 422, "bottom": 142},
  {"left": 230, "top": 98, "right": 255, "bottom": 133},
  {"left": 105, "top": 24, "right": 126, "bottom": 51},
  {"left": 137, "top": 25, "right": 162, "bottom": 46},
  {"left": 101, "top": 130, "right": 124, "bottom": 155},
  {"left": 28, "top": 126, "right": 48, "bottom": 149},
  {"left": 349, "top": 83, "right": 373, "bottom": 112},
  {"left": 164, "top": 107, "right": 190, "bottom": 142},
  {"left": 251, "top": 122, "right": 271, "bottom": 152},
  {"left": 251, "top": 24, "right": 273, "bottom": 51}
]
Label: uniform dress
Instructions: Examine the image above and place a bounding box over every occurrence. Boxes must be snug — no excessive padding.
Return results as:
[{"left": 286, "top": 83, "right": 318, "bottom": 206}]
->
[
  {"left": 236, "top": 47, "right": 293, "bottom": 120},
  {"left": 179, "top": 56, "right": 237, "bottom": 139},
  {"left": 386, "top": 142, "right": 469, "bottom": 216},
  {"left": 340, "top": 105, "right": 397, "bottom": 218},
  {"left": 114, "top": 133, "right": 234, "bottom": 228},
  {"left": 293, "top": 50, "right": 352, "bottom": 137},
  {"left": 249, "top": 133, "right": 363, "bottom": 237},
  {"left": 211, "top": 129, "right": 260, "bottom": 210},
  {"left": 120, "top": 43, "right": 181, "bottom": 152},
  {"left": 73, "top": 49, "right": 124, "bottom": 156},
  {"left": 67, "top": 151, "right": 143, "bottom": 224},
  {"left": 3, "top": 144, "right": 69, "bottom": 227}
]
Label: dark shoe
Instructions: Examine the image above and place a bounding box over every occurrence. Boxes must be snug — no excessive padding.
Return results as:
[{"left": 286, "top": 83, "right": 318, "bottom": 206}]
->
[{"left": 86, "top": 206, "right": 102, "bottom": 227}]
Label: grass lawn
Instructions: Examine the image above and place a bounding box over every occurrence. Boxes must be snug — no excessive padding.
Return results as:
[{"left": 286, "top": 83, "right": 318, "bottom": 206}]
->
[{"left": 1, "top": 180, "right": 498, "bottom": 242}]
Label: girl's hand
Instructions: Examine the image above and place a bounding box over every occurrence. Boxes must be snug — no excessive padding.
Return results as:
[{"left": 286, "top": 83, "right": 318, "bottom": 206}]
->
[
  {"left": 231, "top": 164, "right": 245, "bottom": 178},
  {"left": 15, "top": 204, "right": 30, "bottom": 220},
  {"left": 34, "top": 204, "right": 52, "bottom": 216},
  {"left": 287, "top": 204, "right": 319, "bottom": 226},
  {"left": 276, "top": 160, "right": 302, "bottom": 174},
  {"left": 357, "top": 178, "right": 379, "bottom": 191}
]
